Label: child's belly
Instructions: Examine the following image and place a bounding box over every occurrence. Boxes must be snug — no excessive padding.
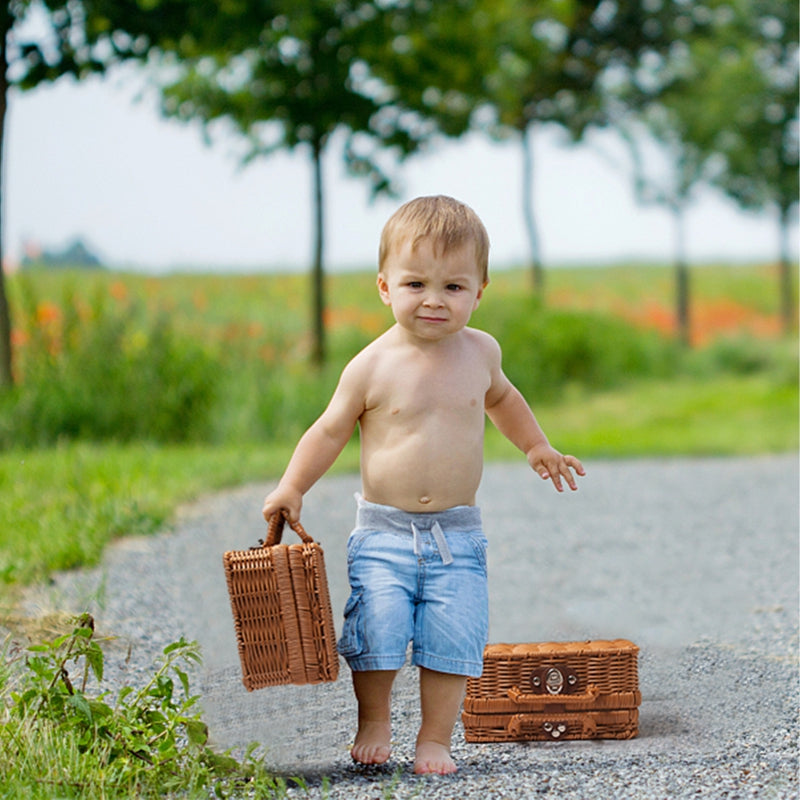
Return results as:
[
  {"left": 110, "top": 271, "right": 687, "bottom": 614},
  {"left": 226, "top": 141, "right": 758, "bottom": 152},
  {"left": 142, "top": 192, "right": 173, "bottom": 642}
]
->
[{"left": 360, "top": 433, "right": 485, "bottom": 512}]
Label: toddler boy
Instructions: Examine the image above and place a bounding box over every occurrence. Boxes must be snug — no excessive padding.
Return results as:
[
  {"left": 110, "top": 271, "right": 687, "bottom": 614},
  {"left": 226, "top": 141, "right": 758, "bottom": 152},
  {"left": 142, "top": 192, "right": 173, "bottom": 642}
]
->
[{"left": 262, "top": 195, "right": 584, "bottom": 774}]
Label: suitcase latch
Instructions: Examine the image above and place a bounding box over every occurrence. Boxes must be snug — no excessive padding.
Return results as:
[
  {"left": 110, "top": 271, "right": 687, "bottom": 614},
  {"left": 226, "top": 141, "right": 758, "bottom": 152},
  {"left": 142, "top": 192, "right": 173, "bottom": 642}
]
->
[
  {"left": 531, "top": 665, "right": 579, "bottom": 695},
  {"left": 543, "top": 721, "right": 568, "bottom": 739}
]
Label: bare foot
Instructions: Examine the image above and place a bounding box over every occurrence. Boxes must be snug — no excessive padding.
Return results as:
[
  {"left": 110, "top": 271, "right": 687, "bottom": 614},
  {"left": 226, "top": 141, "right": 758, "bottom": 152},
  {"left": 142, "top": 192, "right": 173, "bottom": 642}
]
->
[
  {"left": 351, "top": 720, "right": 392, "bottom": 765},
  {"left": 414, "top": 740, "right": 457, "bottom": 775}
]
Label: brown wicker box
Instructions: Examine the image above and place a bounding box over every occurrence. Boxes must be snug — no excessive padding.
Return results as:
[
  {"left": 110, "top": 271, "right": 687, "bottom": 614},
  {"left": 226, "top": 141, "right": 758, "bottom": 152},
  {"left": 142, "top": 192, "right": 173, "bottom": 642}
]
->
[
  {"left": 223, "top": 511, "right": 339, "bottom": 690},
  {"left": 463, "top": 639, "right": 640, "bottom": 742}
]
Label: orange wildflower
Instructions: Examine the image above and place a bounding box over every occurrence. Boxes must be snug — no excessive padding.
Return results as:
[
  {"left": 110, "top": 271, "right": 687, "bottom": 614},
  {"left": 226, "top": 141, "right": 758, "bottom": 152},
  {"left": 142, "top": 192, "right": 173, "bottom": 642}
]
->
[
  {"left": 109, "top": 281, "right": 129, "bottom": 303},
  {"left": 691, "top": 300, "right": 782, "bottom": 346},
  {"left": 36, "top": 301, "right": 61, "bottom": 326}
]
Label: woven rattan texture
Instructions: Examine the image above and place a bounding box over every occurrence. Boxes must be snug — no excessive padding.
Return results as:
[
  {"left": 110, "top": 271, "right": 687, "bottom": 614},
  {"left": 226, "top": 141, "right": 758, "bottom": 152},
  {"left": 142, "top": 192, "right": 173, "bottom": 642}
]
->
[
  {"left": 467, "top": 640, "right": 639, "bottom": 699},
  {"left": 462, "top": 709, "right": 639, "bottom": 742},
  {"left": 223, "top": 535, "right": 339, "bottom": 690},
  {"left": 463, "top": 639, "right": 640, "bottom": 742}
]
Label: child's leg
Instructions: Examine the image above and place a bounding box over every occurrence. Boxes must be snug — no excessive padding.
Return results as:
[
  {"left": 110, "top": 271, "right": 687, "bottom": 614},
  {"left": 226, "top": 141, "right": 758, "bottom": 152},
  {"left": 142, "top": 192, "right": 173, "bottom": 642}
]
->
[
  {"left": 415, "top": 667, "right": 467, "bottom": 775},
  {"left": 351, "top": 669, "right": 398, "bottom": 765}
]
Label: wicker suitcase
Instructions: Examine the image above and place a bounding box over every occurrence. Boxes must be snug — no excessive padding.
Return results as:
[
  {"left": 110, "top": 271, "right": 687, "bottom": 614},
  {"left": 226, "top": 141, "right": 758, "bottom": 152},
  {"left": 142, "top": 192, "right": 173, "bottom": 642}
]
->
[
  {"left": 222, "top": 511, "right": 339, "bottom": 690},
  {"left": 463, "top": 639, "right": 640, "bottom": 742}
]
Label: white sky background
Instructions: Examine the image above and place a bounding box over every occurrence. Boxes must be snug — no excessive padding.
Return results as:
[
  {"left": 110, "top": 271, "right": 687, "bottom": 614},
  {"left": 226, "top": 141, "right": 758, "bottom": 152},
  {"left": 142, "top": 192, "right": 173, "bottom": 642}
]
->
[{"left": 5, "top": 67, "right": 798, "bottom": 273}]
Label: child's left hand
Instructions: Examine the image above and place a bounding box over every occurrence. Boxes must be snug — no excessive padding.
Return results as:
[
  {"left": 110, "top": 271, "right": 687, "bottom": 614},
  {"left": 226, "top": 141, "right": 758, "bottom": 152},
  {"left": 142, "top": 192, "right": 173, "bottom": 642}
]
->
[{"left": 527, "top": 443, "right": 585, "bottom": 492}]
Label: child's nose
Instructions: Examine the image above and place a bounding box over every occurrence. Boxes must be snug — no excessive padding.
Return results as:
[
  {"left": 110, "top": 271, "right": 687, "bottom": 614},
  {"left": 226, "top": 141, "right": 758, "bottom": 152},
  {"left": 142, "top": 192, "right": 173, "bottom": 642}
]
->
[{"left": 422, "top": 291, "right": 445, "bottom": 307}]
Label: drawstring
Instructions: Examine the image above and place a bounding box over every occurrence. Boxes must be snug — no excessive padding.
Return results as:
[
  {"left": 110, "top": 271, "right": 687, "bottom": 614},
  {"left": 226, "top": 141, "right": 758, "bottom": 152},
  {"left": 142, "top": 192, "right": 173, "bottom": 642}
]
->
[
  {"left": 411, "top": 521, "right": 454, "bottom": 565},
  {"left": 432, "top": 522, "right": 454, "bottom": 565}
]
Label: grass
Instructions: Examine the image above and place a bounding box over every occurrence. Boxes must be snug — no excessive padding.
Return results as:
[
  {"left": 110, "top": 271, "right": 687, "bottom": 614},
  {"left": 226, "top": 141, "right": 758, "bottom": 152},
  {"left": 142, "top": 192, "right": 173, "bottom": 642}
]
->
[
  {"left": 1, "top": 371, "right": 795, "bottom": 599},
  {"left": 487, "top": 373, "right": 798, "bottom": 458},
  {"left": 0, "top": 440, "right": 359, "bottom": 590},
  {"left": 11, "top": 260, "right": 791, "bottom": 349},
  {"left": 1, "top": 260, "right": 796, "bottom": 594}
]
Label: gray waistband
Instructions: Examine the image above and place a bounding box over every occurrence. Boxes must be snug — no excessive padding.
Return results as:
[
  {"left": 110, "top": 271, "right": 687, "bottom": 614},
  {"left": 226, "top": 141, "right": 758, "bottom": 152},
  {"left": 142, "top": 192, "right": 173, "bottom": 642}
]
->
[
  {"left": 354, "top": 494, "right": 482, "bottom": 565},
  {"left": 355, "top": 494, "right": 482, "bottom": 534}
]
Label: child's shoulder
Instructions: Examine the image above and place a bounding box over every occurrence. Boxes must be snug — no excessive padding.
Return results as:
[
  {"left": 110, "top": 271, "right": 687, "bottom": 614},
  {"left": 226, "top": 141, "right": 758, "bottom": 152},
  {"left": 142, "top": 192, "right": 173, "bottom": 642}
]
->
[
  {"left": 463, "top": 326, "right": 502, "bottom": 358},
  {"left": 341, "top": 328, "right": 396, "bottom": 375}
]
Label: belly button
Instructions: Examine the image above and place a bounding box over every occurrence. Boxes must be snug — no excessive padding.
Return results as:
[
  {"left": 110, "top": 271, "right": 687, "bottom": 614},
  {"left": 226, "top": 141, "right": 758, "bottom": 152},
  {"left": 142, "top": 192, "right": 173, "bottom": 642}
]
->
[{"left": 419, "top": 495, "right": 431, "bottom": 505}]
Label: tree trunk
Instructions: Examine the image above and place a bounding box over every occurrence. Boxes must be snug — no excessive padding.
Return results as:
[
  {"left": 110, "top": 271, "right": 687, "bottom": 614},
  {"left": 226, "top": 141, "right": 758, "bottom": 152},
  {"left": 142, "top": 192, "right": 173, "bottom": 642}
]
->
[
  {"left": 673, "top": 202, "right": 691, "bottom": 347},
  {"left": 0, "top": 6, "right": 13, "bottom": 388},
  {"left": 778, "top": 205, "right": 797, "bottom": 333},
  {"left": 310, "top": 137, "right": 326, "bottom": 365},
  {"left": 521, "top": 124, "right": 544, "bottom": 296}
]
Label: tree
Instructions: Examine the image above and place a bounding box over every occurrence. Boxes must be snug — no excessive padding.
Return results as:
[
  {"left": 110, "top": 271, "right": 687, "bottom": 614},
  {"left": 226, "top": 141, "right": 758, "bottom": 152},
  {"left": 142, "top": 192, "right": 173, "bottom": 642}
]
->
[
  {"left": 84, "top": 0, "right": 429, "bottom": 365},
  {"left": 608, "top": 0, "right": 799, "bottom": 343},
  {"left": 3, "top": 1, "right": 262, "bottom": 386},
  {"left": 1, "top": 1, "right": 111, "bottom": 388},
  {"left": 672, "top": 0, "right": 798, "bottom": 332},
  {"left": 614, "top": 111, "right": 709, "bottom": 346},
  {"left": 367, "top": 0, "right": 599, "bottom": 294},
  {"left": 476, "top": 0, "right": 634, "bottom": 294},
  {"left": 369, "top": 0, "right": 689, "bottom": 295},
  {"left": 593, "top": 2, "right": 743, "bottom": 346}
]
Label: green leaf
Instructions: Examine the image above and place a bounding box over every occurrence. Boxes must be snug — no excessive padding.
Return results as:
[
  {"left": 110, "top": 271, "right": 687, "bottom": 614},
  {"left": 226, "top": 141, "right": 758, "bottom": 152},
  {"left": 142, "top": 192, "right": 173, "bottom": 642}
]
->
[
  {"left": 185, "top": 718, "right": 209, "bottom": 746},
  {"left": 117, "top": 685, "right": 135, "bottom": 703},
  {"left": 88, "top": 698, "right": 114, "bottom": 718},
  {"left": 163, "top": 638, "right": 190, "bottom": 656},
  {"left": 86, "top": 642, "right": 105, "bottom": 683},
  {"left": 174, "top": 666, "right": 190, "bottom": 697},
  {"left": 66, "top": 692, "right": 93, "bottom": 723}
]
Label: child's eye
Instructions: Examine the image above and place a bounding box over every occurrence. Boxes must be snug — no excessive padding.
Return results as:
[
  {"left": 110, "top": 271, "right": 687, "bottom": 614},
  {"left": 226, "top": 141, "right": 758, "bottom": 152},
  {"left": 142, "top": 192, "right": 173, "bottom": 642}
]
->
[
  {"left": 408, "top": 281, "right": 424, "bottom": 289},
  {"left": 447, "top": 284, "right": 462, "bottom": 292}
]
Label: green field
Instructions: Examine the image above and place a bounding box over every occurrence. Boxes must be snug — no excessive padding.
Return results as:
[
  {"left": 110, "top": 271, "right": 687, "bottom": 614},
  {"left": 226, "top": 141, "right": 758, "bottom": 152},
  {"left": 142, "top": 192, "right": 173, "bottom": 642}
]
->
[
  {"left": 1, "top": 262, "right": 797, "bottom": 591},
  {"left": 0, "top": 261, "right": 797, "bottom": 799}
]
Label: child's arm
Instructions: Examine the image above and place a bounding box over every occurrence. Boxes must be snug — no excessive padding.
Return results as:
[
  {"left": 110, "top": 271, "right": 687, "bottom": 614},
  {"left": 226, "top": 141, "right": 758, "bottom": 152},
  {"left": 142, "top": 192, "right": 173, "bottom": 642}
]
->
[
  {"left": 262, "top": 357, "right": 367, "bottom": 522},
  {"left": 482, "top": 336, "right": 584, "bottom": 492}
]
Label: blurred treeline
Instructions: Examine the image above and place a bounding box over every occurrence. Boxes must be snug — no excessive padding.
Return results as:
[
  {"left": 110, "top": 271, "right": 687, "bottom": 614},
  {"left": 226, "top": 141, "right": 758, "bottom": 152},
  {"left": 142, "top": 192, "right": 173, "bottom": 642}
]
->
[{"left": 3, "top": 0, "right": 797, "bottom": 380}]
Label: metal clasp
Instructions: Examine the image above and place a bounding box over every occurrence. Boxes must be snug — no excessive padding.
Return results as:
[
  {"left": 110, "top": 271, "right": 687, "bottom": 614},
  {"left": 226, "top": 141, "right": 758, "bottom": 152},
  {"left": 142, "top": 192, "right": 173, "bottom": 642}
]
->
[
  {"left": 531, "top": 665, "right": 579, "bottom": 695},
  {"left": 543, "top": 721, "right": 568, "bottom": 739}
]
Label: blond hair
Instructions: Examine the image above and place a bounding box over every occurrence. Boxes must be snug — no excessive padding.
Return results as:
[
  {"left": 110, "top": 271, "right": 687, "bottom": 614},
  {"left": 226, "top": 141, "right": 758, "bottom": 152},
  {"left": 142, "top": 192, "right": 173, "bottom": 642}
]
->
[{"left": 378, "top": 195, "right": 490, "bottom": 283}]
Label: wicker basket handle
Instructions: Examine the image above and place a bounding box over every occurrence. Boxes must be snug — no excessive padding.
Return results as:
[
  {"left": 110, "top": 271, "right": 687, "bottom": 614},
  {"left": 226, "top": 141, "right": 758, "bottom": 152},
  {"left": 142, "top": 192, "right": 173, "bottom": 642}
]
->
[{"left": 264, "top": 510, "right": 315, "bottom": 546}]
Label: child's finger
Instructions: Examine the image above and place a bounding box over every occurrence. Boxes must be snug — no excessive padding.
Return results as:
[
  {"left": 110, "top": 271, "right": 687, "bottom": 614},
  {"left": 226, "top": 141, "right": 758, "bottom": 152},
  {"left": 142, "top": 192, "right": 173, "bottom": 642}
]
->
[{"left": 565, "top": 455, "right": 586, "bottom": 476}]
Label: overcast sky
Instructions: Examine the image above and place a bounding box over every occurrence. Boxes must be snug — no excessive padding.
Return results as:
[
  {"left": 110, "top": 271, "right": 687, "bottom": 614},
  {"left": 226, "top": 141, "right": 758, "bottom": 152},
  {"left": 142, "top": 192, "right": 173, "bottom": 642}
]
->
[{"left": 5, "top": 67, "right": 798, "bottom": 273}]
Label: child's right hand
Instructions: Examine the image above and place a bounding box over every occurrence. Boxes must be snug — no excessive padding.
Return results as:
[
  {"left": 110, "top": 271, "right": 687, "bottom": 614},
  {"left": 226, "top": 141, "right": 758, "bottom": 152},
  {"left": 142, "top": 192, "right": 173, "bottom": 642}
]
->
[{"left": 261, "top": 486, "right": 303, "bottom": 524}]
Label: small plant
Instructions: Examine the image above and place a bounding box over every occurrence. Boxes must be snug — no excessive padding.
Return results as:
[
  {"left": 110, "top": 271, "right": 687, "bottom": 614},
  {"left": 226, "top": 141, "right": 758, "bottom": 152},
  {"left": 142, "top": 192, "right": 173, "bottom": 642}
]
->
[{"left": 0, "top": 614, "right": 281, "bottom": 798}]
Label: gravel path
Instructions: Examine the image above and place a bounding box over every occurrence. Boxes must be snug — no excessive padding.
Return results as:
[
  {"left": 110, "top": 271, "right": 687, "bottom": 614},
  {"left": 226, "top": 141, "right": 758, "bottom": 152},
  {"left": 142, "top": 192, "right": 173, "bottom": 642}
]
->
[{"left": 15, "top": 455, "right": 799, "bottom": 799}]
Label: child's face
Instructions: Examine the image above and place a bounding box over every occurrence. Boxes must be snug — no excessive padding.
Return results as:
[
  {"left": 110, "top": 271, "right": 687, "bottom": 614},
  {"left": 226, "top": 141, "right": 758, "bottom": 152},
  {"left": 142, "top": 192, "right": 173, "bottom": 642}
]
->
[{"left": 377, "top": 237, "right": 486, "bottom": 342}]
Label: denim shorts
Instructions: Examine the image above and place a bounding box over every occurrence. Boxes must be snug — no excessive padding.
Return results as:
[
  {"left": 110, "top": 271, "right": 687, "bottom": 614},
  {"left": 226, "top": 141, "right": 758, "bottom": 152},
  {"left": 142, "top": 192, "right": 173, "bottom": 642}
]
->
[{"left": 338, "top": 495, "right": 489, "bottom": 677}]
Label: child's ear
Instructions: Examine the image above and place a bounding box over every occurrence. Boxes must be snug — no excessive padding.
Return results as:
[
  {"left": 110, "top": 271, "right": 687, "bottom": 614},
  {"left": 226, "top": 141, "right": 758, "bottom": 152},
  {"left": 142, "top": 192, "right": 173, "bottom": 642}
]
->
[
  {"left": 377, "top": 272, "right": 392, "bottom": 306},
  {"left": 473, "top": 280, "right": 488, "bottom": 309}
]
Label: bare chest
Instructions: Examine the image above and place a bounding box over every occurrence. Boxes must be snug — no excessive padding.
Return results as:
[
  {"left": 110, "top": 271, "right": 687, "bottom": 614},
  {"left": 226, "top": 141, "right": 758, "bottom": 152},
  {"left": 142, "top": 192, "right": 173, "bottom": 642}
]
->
[{"left": 364, "top": 354, "right": 490, "bottom": 425}]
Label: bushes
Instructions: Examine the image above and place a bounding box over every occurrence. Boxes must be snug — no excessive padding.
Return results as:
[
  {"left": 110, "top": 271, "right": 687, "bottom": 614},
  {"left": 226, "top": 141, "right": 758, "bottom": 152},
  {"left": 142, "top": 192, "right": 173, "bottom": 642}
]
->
[
  {"left": 2, "top": 285, "right": 218, "bottom": 448},
  {"left": 475, "top": 296, "right": 681, "bottom": 402},
  {"left": 684, "top": 334, "right": 799, "bottom": 387},
  {"left": 1, "top": 279, "right": 346, "bottom": 450},
  {"left": 1, "top": 273, "right": 792, "bottom": 450}
]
